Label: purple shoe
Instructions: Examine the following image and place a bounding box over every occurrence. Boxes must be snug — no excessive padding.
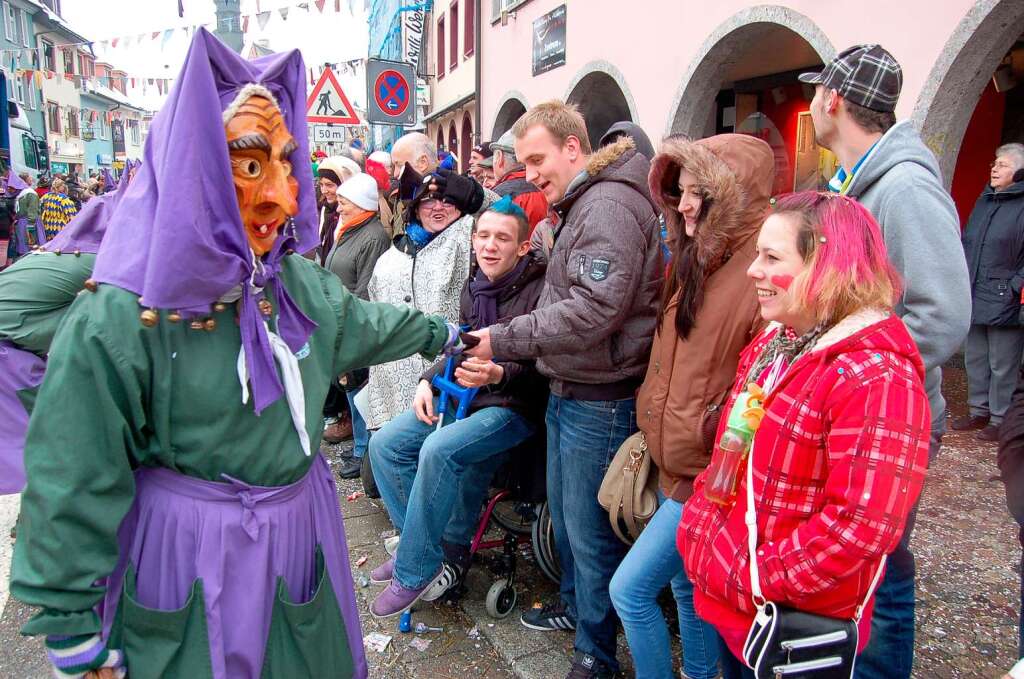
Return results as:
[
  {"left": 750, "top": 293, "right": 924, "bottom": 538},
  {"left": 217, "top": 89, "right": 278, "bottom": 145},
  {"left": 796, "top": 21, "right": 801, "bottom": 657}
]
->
[
  {"left": 370, "top": 570, "right": 443, "bottom": 619},
  {"left": 370, "top": 557, "right": 394, "bottom": 584}
]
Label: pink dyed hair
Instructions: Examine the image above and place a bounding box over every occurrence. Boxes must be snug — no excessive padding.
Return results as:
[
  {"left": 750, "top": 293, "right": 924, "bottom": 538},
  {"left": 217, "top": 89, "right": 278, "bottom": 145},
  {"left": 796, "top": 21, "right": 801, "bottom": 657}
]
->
[{"left": 772, "top": 191, "right": 902, "bottom": 324}]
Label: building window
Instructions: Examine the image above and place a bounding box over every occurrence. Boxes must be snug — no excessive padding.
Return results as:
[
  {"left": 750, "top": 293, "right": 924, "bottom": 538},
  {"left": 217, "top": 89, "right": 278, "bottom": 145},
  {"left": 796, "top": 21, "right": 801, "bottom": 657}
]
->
[
  {"left": 78, "top": 54, "right": 94, "bottom": 78},
  {"left": 62, "top": 48, "right": 75, "bottom": 75},
  {"left": 66, "top": 106, "right": 79, "bottom": 136},
  {"left": 464, "top": 0, "right": 475, "bottom": 57},
  {"left": 20, "top": 9, "right": 28, "bottom": 47},
  {"left": 489, "top": 0, "right": 528, "bottom": 21},
  {"left": 22, "top": 134, "right": 37, "bottom": 169},
  {"left": 42, "top": 40, "right": 55, "bottom": 71},
  {"left": 436, "top": 16, "right": 445, "bottom": 80},
  {"left": 13, "top": 71, "right": 25, "bottom": 105},
  {"left": 47, "top": 101, "right": 60, "bottom": 134},
  {"left": 449, "top": 1, "right": 459, "bottom": 71},
  {"left": 3, "top": 2, "right": 15, "bottom": 42},
  {"left": 128, "top": 119, "right": 140, "bottom": 145}
]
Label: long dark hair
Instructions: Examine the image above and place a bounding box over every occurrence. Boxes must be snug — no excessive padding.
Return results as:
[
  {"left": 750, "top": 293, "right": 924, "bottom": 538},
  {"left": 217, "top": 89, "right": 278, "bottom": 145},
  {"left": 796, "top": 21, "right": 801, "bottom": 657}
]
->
[{"left": 658, "top": 196, "right": 711, "bottom": 340}]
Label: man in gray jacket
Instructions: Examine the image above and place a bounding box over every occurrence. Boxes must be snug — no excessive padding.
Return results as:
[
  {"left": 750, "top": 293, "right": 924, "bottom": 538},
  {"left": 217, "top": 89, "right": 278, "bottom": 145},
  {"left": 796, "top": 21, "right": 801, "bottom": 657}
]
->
[
  {"left": 801, "top": 44, "right": 972, "bottom": 679},
  {"left": 467, "top": 101, "right": 661, "bottom": 679}
]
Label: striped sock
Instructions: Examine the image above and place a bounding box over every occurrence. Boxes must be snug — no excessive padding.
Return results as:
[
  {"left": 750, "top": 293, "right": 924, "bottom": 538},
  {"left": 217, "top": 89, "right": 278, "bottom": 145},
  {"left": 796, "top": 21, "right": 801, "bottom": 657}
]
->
[{"left": 45, "top": 634, "right": 122, "bottom": 678}]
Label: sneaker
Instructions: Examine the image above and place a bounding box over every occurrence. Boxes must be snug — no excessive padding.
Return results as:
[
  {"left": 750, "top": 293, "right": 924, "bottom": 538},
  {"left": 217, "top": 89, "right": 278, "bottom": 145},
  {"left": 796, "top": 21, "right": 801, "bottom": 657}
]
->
[
  {"left": 977, "top": 423, "right": 1001, "bottom": 442},
  {"left": 520, "top": 601, "right": 576, "bottom": 632},
  {"left": 323, "top": 414, "right": 353, "bottom": 443},
  {"left": 384, "top": 534, "right": 400, "bottom": 557},
  {"left": 370, "top": 569, "right": 444, "bottom": 618},
  {"left": 951, "top": 413, "right": 989, "bottom": 431},
  {"left": 421, "top": 561, "right": 461, "bottom": 601},
  {"left": 370, "top": 557, "right": 394, "bottom": 584},
  {"left": 337, "top": 455, "right": 361, "bottom": 479},
  {"left": 566, "top": 651, "right": 616, "bottom": 679}
]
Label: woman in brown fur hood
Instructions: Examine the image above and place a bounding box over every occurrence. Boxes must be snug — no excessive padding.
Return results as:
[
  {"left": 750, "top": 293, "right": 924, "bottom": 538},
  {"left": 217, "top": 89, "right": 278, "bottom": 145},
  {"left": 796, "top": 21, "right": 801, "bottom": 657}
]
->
[{"left": 609, "top": 134, "right": 775, "bottom": 679}]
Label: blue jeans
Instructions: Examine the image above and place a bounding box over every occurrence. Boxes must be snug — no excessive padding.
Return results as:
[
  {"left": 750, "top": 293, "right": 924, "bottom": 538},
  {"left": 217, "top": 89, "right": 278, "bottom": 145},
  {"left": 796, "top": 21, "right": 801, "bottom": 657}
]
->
[
  {"left": 855, "top": 433, "right": 941, "bottom": 678},
  {"left": 610, "top": 497, "right": 720, "bottom": 679},
  {"left": 345, "top": 386, "right": 369, "bottom": 458},
  {"left": 546, "top": 394, "right": 635, "bottom": 672},
  {"left": 369, "top": 398, "right": 535, "bottom": 589},
  {"left": 719, "top": 637, "right": 754, "bottom": 679}
]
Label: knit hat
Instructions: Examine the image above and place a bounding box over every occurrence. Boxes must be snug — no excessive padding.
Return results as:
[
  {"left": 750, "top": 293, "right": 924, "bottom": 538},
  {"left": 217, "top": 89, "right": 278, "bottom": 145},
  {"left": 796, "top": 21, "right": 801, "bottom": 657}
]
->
[
  {"left": 317, "top": 155, "right": 361, "bottom": 186},
  {"left": 336, "top": 173, "right": 380, "bottom": 212}
]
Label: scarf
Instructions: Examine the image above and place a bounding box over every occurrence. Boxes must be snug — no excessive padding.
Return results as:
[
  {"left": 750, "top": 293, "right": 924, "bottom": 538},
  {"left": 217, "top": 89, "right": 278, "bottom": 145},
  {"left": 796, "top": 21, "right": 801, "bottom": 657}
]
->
[
  {"left": 334, "top": 209, "right": 376, "bottom": 242},
  {"left": 746, "top": 322, "right": 831, "bottom": 391},
  {"left": 468, "top": 257, "right": 529, "bottom": 328},
  {"left": 405, "top": 221, "right": 439, "bottom": 250}
]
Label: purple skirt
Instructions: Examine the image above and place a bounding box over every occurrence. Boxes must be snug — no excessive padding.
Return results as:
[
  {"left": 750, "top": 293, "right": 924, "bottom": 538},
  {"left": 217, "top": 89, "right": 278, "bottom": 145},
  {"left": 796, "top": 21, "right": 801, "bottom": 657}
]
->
[
  {"left": 0, "top": 341, "right": 45, "bottom": 494},
  {"left": 100, "top": 454, "right": 367, "bottom": 679}
]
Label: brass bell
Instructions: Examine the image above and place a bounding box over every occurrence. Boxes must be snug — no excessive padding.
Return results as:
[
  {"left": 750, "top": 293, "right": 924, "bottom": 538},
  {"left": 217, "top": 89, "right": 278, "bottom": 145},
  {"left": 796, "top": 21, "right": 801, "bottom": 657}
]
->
[
  {"left": 213, "top": 302, "right": 227, "bottom": 313},
  {"left": 190, "top": 319, "right": 204, "bottom": 330},
  {"left": 139, "top": 308, "right": 159, "bottom": 327},
  {"left": 258, "top": 299, "right": 273, "bottom": 317},
  {"left": 73, "top": 249, "right": 81, "bottom": 257},
  {"left": 83, "top": 278, "right": 98, "bottom": 292},
  {"left": 167, "top": 310, "right": 182, "bottom": 323},
  {"left": 54, "top": 248, "right": 61, "bottom": 256},
  {"left": 203, "top": 318, "right": 217, "bottom": 332},
  {"left": 286, "top": 248, "right": 295, "bottom": 256}
]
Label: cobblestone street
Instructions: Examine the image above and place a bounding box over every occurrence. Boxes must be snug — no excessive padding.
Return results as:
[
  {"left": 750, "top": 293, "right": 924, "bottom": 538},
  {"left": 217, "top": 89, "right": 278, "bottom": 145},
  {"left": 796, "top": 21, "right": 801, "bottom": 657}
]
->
[{"left": 0, "top": 363, "right": 1021, "bottom": 678}]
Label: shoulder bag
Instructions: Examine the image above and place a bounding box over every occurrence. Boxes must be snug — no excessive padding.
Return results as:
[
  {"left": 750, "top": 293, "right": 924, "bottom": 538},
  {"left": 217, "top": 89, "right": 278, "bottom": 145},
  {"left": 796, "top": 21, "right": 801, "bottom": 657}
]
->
[{"left": 597, "top": 431, "right": 659, "bottom": 545}]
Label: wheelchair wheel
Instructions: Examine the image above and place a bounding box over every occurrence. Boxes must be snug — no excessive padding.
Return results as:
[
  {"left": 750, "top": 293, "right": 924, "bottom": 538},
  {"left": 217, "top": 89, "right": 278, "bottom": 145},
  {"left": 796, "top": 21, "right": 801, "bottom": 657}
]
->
[
  {"left": 485, "top": 578, "right": 517, "bottom": 619},
  {"left": 491, "top": 500, "right": 536, "bottom": 536},
  {"left": 531, "top": 501, "right": 561, "bottom": 585}
]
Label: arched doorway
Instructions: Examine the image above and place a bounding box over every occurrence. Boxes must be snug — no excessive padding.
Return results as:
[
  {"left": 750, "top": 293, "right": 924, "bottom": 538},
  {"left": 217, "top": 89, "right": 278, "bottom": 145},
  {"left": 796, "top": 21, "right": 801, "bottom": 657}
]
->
[
  {"left": 913, "top": 0, "right": 1024, "bottom": 218},
  {"left": 565, "top": 65, "right": 634, "bottom": 149},
  {"left": 665, "top": 7, "right": 834, "bottom": 193},
  {"left": 491, "top": 93, "right": 527, "bottom": 140},
  {"left": 448, "top": 122, "right": 458, "bottom": 171},
  {"left": 436, "top": 128, "right": 445, "bottom": 154},
  {"left": 460, "top": 112, "right": 473, "bottom": 173}
]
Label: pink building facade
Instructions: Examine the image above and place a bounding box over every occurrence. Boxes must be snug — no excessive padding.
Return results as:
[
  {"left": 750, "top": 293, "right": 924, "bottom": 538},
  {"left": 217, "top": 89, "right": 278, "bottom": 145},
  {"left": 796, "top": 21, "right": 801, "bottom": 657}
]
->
[{"left": 476, "top": 0, "right": 1024, "bottom": 217}]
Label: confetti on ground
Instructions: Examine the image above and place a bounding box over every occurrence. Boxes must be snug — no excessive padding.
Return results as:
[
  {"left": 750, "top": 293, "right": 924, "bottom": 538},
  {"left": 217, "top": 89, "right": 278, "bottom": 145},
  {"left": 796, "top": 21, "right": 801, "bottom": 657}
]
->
[
  {"left": 355, "top": 555, "right": 368, "bottom": 567},
  {"left": 364, "top": 632, "right": 392, "bottom": 653},
  {"left": 409, "top": 637, "right": 432, "bottom": 652},
  {"left": 347, "top": 491, "right": 364, "bottom": 502}
]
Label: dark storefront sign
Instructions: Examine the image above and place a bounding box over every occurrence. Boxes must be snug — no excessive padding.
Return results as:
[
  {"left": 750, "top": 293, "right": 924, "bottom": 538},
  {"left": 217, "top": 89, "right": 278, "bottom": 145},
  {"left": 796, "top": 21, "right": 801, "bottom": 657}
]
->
[
  {"left": 111, "top": 120, "right": 125, "bottom": 160},
  {"left": 532, "top": 5, "right": 566, "bottom": 76}
]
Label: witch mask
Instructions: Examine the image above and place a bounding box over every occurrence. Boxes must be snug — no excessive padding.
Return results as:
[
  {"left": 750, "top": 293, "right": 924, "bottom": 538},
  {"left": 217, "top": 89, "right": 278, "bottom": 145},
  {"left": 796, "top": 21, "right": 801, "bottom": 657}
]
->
[{"left": 224, "top": 88, "right": 300, "bottom": 256}]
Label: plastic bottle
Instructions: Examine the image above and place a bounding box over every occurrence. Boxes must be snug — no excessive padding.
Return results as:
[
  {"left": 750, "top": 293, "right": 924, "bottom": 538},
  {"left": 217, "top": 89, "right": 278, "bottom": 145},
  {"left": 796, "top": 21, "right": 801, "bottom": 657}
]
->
[{"left": 703, "top": 383, "right": 764, "bottom": 506}]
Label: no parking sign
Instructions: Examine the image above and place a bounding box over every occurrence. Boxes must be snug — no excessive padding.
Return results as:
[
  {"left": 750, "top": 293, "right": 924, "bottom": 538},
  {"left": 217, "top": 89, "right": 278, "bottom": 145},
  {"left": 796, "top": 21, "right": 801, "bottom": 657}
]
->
[{"left": 366, "top": 59, "right": 417, "bottom": 126}]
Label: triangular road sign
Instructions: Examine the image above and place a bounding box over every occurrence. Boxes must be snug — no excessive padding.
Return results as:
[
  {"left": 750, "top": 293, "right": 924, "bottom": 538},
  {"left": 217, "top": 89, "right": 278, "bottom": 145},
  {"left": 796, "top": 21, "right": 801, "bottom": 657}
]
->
[{"left": 306, "top": 69, "right": 360, "bottom": 125}]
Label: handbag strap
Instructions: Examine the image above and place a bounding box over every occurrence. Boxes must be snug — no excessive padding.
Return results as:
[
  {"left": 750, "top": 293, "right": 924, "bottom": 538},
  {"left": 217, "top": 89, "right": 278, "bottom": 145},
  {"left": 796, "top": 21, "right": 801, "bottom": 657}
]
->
[{"left": 744, "top": 437, "right": 887, "bottom": 621}]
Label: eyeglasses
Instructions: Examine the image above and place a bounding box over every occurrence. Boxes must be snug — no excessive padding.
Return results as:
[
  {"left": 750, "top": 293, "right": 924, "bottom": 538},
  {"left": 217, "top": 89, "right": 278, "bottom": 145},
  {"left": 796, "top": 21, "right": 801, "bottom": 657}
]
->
[
  {"left": 419, "top": 198, "right": 455, "bottom": 210},
  {"left": 991, "top": 161, "right": 1013, "bottom": 170}
]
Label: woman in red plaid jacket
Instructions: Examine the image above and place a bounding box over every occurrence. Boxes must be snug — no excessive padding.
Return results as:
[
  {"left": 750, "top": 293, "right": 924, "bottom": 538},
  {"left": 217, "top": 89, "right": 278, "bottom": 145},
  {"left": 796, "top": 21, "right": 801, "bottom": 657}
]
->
[{"left": 678, "top": 192, "right": 931, "bottom": 677}]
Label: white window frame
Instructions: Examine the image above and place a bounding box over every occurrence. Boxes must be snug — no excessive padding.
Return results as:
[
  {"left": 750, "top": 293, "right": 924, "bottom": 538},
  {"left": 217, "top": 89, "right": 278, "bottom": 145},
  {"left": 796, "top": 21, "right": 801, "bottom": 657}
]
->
[
  {"left": 1, "top": 3, "right": 11, "bottom": 41},
  {"left": 20, "top": 8, "right": 28, "bottom": 47}
]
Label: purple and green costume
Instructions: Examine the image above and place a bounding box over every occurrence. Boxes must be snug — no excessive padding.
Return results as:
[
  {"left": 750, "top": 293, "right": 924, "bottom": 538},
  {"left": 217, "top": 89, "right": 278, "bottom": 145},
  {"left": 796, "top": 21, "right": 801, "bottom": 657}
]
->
[{"left": 11, "top": 29, "right": 449, "bottom": 679}]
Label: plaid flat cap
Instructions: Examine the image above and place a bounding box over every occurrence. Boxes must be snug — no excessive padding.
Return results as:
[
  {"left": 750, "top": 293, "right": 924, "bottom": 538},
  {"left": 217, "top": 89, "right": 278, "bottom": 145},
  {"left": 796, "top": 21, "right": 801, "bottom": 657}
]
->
[{"left": 799, "top": 44, "right": 902, "bottom": 113}]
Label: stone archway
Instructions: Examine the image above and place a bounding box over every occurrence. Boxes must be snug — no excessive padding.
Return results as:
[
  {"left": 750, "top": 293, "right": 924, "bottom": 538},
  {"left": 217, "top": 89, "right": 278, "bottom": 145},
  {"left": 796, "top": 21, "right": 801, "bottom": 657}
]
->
[
  {"left": 448, "top": 122, "right": 458, "bottom": 169},
  {"left": 564, "top": 61, "right": 637, "bottom": 148},
  {"left": 491, "top": 91, "right": 528, "bottom": 140},
  {"left": 912, "top": 0, "right": 1024, "bottom": 186},
  {"left": 664, "top": 5, "right": 835, "bottom": 139},
  {"left": 460, "top": 112, "right": 473, "bottom": 172}
]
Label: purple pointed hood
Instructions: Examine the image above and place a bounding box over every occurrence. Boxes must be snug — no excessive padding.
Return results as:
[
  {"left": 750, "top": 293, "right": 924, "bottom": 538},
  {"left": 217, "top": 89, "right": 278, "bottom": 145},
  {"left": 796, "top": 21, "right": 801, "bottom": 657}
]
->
[
  {"left": 100, "top": 168, "right": 115, "bottom": 191},
  {"left": 91, "top": 28, "right": 319, "bottom": 413}
]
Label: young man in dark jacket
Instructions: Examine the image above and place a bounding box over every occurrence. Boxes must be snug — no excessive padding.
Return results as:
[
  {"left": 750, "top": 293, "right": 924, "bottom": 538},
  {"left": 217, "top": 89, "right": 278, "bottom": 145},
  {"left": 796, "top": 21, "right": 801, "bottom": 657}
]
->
[
  {"left": 958, "top": 143, "right": 1024, "bottom": 441},
  {"left": 467, "top": 101, "right": 661, "bottom": 679},
  {"left": 368, "top": 197, "right": 549, "bottom": 617}
]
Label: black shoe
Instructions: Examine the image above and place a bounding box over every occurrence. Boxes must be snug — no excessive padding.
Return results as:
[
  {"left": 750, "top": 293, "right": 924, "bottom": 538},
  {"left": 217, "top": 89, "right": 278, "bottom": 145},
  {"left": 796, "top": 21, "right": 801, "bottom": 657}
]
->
[
  {"left": 951, "top": 413, "right": 989, "bottom": 431},
  {"left": 976, "top": 423, "right": 1000, "bottom": 442},
  {"left": 565, "top": 651, "right": 616, "bottom": 679},
  {"left": 361, "top": 453, "right": 380, "bottom": 498},
  {"left": 521, "top": 601, "right": 576, "bottom": 631},
  {"left": 337, "top": 456, "right": 361, "bottom": 479}
]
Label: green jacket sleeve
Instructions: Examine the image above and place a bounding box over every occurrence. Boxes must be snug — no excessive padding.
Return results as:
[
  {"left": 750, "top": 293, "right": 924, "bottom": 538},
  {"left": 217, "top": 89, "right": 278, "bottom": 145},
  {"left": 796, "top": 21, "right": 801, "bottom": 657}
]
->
[
  {"left": 11, "top": 297, "right": 146, "bottom": 637},
  {"left": 0, "top": 253, "right": 95, "bottom": 354},
  {"left": 326, "top": 271, "right": 449, "bottom": 376}
]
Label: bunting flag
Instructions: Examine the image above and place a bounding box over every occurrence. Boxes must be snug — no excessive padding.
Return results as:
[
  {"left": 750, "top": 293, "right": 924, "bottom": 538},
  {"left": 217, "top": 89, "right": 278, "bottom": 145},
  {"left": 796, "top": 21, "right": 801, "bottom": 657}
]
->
[
  {"left": 279, "top": 7, "right": 289, "bottom": 20},
  {"left": 178, "top": 0, "right": 184, "bottom": 18},
  {"left": 335, "top": 0, "right": 341, "bottom": 10},
  {"left": 111, "top": 38, "right": 119, "bottom": 48},
  {"left": 257, "top": 11, "right": 271, "bottom": 29},
  {"left": 298, "top": 2, "right": 309, "bottom": 10},
  {"left": 152, "top": 31, "right": 161, "bottom": 40},
  {"left": 315, "top": 0, "right": 326, "bottom": 11},
  {"left": 242, "top": 16, "right": 249, "bottom": 33},
  {"left": 161, "top": 29, "right": 174, "bottom": 48}
]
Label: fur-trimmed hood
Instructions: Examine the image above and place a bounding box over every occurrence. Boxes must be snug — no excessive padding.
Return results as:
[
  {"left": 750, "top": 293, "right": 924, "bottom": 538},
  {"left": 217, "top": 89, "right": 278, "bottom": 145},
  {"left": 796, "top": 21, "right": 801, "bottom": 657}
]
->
[
  {"left": 555, "top": 136, "right": 655, "bottom": 216},
  {"left": 648, "top": 134, "right": 775, "bottom": 267}
]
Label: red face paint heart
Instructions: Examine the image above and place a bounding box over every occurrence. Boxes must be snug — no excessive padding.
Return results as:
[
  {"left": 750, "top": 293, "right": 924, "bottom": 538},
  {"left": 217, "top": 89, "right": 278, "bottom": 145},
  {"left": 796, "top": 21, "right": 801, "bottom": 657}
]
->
[{"left": 770, "top": 274, "right": 794, "bottom": 291}]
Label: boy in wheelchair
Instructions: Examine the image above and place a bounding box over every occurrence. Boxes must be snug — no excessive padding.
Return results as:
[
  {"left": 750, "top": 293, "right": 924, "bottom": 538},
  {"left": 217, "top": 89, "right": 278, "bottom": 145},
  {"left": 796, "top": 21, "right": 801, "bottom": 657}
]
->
[{"left": 369, "top": 197, "right": 550, "bottom": 617}]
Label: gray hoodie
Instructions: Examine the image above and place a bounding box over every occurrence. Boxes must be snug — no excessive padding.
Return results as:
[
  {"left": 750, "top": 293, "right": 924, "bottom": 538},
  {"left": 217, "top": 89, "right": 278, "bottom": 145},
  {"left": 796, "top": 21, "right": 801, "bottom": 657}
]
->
[{"left": 844, "top": 120, "right": 972, "bottom": 434}]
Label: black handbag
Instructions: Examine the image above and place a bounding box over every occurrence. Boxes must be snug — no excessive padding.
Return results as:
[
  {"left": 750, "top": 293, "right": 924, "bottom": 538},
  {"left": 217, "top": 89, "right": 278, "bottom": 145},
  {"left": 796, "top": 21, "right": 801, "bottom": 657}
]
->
[{"left": 740, "top": 441, "right": 885, "bottom": 678}]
